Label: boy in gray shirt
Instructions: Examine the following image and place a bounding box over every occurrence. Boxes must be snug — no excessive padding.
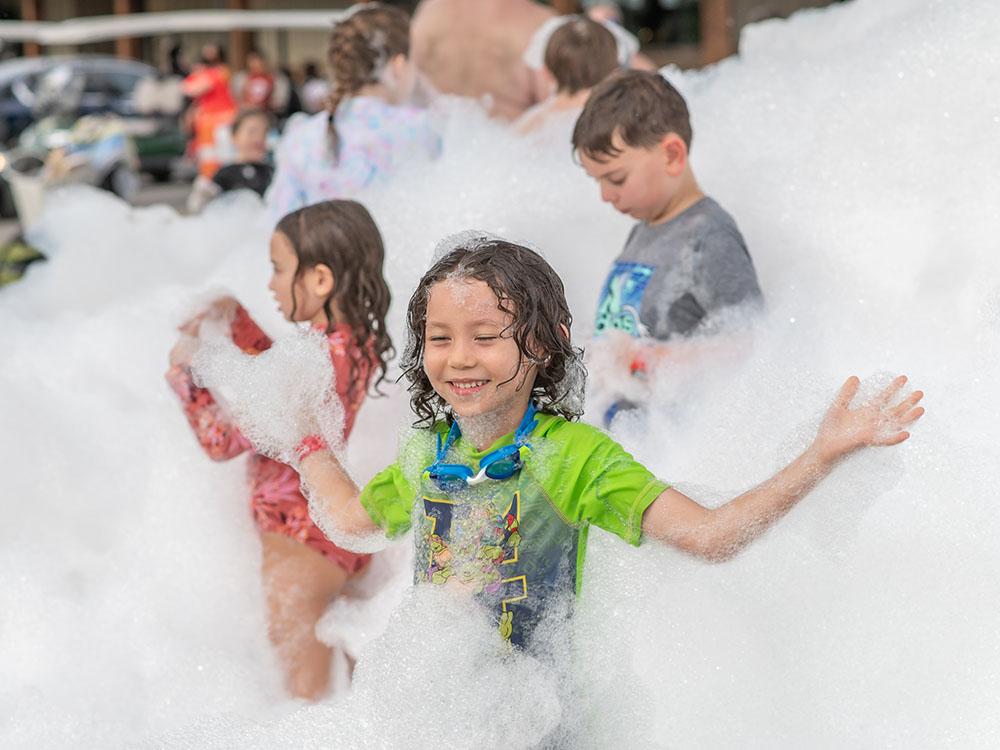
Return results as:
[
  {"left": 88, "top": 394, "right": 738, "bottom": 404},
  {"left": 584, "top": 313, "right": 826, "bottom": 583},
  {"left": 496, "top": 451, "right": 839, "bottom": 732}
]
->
[{"left": 573, "top": 70, "right": 763, "bottom": 419}]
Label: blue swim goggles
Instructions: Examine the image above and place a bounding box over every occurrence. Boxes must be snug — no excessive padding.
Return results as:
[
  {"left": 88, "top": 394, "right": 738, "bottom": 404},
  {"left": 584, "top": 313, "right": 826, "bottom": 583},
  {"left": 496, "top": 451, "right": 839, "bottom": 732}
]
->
[{"left": 422, "top": 402, "right": 539, "bottom": 492}]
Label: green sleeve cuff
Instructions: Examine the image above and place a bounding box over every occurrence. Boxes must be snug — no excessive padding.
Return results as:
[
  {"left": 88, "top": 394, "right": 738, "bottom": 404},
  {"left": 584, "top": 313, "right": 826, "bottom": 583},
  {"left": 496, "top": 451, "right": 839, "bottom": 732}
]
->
[
  {"left": 359, "top": 464, "right": 416, "bottom": 539},
  {"left": 626, "top": 479, "right": 670, "bottom": 546}
]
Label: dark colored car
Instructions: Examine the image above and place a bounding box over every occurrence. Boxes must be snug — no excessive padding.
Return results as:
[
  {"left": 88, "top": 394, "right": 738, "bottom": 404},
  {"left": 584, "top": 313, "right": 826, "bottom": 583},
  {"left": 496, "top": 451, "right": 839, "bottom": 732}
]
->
[{"left": 0, "top": 55, "right": 186, "bottom": 180}]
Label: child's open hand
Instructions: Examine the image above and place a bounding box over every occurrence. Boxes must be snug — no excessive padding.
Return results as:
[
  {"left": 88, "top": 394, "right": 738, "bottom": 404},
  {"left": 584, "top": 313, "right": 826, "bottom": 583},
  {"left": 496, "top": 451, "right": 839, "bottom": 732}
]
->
[{"left": 814, "top": 375, "right": 925, "bottom": 464}]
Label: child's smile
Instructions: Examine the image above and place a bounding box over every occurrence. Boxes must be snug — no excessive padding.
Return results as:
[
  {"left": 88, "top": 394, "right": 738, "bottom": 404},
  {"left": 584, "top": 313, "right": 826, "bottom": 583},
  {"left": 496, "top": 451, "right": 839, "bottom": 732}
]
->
[{"left": 448, "top": 378, "right": 489, "bottom": 396}]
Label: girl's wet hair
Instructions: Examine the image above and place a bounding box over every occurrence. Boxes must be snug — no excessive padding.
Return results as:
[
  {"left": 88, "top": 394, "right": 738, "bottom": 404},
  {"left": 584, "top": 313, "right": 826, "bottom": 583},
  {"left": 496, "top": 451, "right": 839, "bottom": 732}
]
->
[
  {"left": 325, "top": 3, "right": 410, "bottom": 158},
  {"left": 275, "top": 200, "right": 394, "bottom": 399},
  {"left": 401, "top": 237, "right": 586, "bottom": 427}
]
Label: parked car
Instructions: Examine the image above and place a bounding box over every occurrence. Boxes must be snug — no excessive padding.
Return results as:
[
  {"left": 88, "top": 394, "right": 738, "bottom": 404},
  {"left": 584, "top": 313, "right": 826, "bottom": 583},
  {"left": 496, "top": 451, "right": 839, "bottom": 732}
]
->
[{"left": 0, "top": 55, "right": 187, "bottom": 180}]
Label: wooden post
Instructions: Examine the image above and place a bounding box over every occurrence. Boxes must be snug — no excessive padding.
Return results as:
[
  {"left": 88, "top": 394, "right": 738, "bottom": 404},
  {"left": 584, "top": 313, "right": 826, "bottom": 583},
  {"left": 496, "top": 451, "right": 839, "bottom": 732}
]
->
[
  {"left": 228, "top": 0, "right": 251, "bottom": 71},
  {"left": 700, "top": 0, "right": 736, "bottom": 65},
  {"left": 277, "top": 28, "right": 288, "bottom": 68},
  {"left": 21, "top": 0, "right": 42, "bottom": 57},
  {"left": 113, "top": 0, "right": 142, "bottom": 60}
]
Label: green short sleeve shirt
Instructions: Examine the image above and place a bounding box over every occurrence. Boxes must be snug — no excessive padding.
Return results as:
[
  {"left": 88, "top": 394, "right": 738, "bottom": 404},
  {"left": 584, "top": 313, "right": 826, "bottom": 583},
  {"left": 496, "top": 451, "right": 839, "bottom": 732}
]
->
[{"left": 359, "top": 413, "right": 669, "bottom": 646}]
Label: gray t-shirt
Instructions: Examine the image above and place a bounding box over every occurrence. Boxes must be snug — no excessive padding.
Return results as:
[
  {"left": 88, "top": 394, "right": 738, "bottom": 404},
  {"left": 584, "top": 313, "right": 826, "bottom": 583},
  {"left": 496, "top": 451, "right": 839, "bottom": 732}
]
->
[{"left": 594, "top": 197, "right": 763, "bottom": 341}]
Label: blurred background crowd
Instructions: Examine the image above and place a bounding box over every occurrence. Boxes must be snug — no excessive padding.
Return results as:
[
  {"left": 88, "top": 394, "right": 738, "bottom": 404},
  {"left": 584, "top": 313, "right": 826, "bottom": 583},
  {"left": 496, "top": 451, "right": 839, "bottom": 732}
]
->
[{"left": 0, "top": 0, "right": 843, "bottom": 283}]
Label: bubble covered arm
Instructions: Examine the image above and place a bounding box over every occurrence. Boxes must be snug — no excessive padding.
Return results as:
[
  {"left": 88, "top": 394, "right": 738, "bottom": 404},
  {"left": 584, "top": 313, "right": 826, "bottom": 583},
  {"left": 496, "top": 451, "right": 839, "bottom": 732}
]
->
[
  {"left": 299, "top": 450, "right": 380, "bottom": 537},
  {"left": 641, "top": 376, "right": 925, "bottom": 561},
  {"left": 166, "top": 362, "right": 254, "bottom": 461},
  {"left": 191, "top": 324, "right": 390, "bottom": 551},
  {"left": 164, "top": 299, "right": 266, "bottom": 462}
]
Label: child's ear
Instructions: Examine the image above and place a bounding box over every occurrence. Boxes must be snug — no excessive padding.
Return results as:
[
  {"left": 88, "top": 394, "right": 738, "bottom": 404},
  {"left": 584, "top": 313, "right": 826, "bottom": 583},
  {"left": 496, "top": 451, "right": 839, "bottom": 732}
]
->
[
  {"left": 660, "top": 133, "right": 688, "bottom": 175},
  {"left": 525, "top": 336, "right": 548, "bottom": 366},
  {"left": 309, "top": 263, "right": 335, "bottom": 298},
  {"left": 531, "top": 325, "right": 570, "bottom": 366}
]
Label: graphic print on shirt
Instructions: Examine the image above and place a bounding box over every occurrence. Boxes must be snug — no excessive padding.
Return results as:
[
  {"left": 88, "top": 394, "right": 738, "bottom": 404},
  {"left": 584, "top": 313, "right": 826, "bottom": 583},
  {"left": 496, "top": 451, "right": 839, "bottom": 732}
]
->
[
  {"left": 595, "top": 261, "right": 654, "bottom": 337},
  {"left": 422, "top": 492, "right": 524, "bottom": 641}
]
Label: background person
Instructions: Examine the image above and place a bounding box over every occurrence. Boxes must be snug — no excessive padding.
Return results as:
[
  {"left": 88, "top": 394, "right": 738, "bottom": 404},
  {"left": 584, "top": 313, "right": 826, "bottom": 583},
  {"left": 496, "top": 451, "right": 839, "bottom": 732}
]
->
[{"left": 182, "top": 43, "right": 238, "bottom": 178}]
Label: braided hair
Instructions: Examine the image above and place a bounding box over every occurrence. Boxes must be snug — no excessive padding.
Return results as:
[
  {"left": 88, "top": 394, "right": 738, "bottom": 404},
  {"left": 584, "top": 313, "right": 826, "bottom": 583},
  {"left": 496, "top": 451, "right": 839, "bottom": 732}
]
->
[{"left": 325, "top": 3, "right": 410, "bottom": 158}]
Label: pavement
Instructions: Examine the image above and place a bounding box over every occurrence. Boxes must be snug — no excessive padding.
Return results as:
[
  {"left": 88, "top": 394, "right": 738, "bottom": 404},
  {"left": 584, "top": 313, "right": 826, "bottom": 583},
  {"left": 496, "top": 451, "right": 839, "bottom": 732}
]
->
[{"left": 131, "top": 178, "right": 190, "bottom": 210}]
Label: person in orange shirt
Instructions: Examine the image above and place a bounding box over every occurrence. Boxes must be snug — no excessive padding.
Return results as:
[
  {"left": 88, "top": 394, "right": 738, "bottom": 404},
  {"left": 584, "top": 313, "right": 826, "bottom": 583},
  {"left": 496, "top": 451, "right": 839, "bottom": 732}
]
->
[{"left": 182, "top": 43, "right": 238, "bottom": 178}]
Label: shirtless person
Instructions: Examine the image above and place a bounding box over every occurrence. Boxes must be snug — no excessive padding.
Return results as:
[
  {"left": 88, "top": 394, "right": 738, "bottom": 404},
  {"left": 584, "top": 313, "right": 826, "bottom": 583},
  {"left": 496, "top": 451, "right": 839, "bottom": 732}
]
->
[{"left": 410, "top": 0, "right": 555, "bottom": 120}]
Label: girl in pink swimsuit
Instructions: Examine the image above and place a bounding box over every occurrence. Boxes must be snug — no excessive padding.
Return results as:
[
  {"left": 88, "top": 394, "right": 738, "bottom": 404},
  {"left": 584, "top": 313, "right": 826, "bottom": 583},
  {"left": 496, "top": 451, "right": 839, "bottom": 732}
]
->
[{"left": 166, "top": 199, "right": 393, "bottom": 700}]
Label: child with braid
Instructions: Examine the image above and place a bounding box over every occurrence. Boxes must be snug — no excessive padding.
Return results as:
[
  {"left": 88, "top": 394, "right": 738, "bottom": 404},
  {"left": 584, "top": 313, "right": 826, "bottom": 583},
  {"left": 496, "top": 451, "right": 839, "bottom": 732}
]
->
[{"left": 267, "top": 4, "right": 439, "bottom": 219}]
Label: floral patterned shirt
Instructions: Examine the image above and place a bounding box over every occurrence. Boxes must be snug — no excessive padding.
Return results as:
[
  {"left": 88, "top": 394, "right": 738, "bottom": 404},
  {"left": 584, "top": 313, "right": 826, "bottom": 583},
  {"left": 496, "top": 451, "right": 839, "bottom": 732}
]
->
[{"left": 266, "top": 97, "right": 440, "bottom": 220}]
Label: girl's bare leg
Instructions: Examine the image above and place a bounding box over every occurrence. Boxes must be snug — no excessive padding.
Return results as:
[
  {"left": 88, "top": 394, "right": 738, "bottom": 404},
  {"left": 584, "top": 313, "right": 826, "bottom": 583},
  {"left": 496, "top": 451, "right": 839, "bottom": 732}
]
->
[{"left": 260, "top": 531, "right": 349, "bottom": 701}]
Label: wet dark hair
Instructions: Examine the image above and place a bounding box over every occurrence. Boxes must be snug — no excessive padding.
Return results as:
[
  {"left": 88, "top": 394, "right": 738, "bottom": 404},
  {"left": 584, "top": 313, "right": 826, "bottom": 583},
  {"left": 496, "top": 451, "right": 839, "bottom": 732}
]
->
[
  {"left": 572, "top": 69, "right": 692, "bottom": 161},
  {"left": 401, "top": 237, "right": 585, "bottom": 428},
  {"left": 275, "top": 200, "right": 394, "bottom": 400},
  {"left": 231, "top": 107, "right": 273, "bottom": 136},
  {"left": 545, "top": 16, "right": 619, "bottom": 95}
]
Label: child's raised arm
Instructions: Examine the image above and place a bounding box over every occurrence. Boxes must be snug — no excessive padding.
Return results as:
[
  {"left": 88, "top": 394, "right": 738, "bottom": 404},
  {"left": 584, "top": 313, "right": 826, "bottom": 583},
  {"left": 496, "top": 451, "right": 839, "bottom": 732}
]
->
[
  {"left": 641, "top": 376, "right": 925, "bottom": 561},
  {"left": 299, "top": 450, "right": 379, "bottom": 537}
]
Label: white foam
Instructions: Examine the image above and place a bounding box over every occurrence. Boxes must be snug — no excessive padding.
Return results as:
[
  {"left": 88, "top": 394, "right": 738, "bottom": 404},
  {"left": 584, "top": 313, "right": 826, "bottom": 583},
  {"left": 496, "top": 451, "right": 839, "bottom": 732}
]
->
[
  {"left": 2, "top": 0, "right": 999, "bottom": 746},
  {"left": 191, "top": 327, "right": 347, "bottom": 465}
]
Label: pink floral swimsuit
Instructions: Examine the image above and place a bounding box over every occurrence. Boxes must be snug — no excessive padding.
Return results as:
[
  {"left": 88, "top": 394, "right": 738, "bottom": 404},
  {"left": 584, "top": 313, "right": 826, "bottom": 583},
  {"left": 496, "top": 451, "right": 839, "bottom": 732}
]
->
[{"left": 167, "top": 306, "right": 372, "bottom": 574}]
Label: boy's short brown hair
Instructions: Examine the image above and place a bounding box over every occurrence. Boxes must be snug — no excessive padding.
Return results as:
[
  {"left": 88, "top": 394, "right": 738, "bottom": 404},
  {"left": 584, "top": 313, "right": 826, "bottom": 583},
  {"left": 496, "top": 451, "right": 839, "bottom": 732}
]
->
[
  {"left": 572, "top": 69, "right": 692, "bottom": 160},
  {"left": 544, "top": 17, "right": 619, "bottom": 95}
]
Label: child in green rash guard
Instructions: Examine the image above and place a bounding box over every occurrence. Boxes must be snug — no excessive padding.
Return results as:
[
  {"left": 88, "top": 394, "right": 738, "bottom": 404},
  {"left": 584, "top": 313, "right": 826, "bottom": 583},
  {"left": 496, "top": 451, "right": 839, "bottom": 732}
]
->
[{"left": 296, "top": 237, "right": 925, "bottom": 649}]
